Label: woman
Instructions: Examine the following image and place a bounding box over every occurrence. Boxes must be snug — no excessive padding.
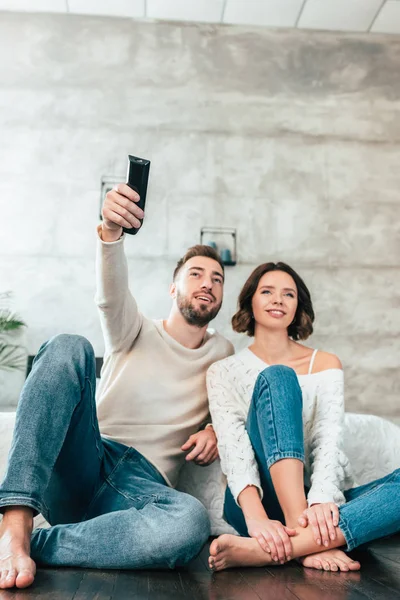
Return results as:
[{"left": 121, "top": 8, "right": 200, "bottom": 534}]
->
[{"left": 206, "top": 262, "right": 400, "bottom": 572}]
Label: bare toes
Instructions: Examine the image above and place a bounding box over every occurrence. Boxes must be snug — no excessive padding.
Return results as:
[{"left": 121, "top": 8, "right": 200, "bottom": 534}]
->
[
  {"left": 15, "top": 570, "right": 35, "bottom": 589},
  {"left": 336, "top": 560, "right": 350, "bottom": 572},
  {"left": 4, "top": 569, "right": 17, "bottom": 589},
  {"left": 209, "top": 540, "right": 220, "bottom": 557},
  {"left": 214, "top": 560, "right": 225, "bottom": 572}
]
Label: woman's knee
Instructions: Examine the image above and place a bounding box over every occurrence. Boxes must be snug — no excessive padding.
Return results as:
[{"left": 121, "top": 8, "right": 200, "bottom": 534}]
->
[
  {"left": 256, "top": 365, "right": 298, "bottom": 391},
  {"left": 253, "top": 365, "right": 301, "bottom": 408},
  {"left": 260, "top": 364, "right": 296, "bottom": 383}
]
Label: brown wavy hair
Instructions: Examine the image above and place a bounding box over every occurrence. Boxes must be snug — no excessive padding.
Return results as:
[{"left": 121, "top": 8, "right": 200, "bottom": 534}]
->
[{"left": 232, "top": 262, "right": 314, "bottom": 340}]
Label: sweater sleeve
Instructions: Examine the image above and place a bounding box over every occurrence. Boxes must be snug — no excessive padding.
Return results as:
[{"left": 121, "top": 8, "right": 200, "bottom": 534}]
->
[
  {"left": 307, "top": 370, "right": 354, "bottom": 507},
  {"left": 94, "top": 226, "right": 143, "bottom": 357},
  {"left": 207, "top": 361, "right": 263, "bottom": 505}
]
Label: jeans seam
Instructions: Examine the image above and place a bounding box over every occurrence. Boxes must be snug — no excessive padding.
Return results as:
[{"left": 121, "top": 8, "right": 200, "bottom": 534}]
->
[
  {"left": 337, "top": 469, "right": 400, "bottom": 551},
  {"left": 338, "top": 513, "right": 355, "bottom": 551},
  {"left": 106, "top": 478, "right": 161, "bottom": 504},
  {"left": 81, "top": 479, "right": 108, "bottom": 521},
  {"left": 85, "top": 375, "right": 102, "bottom": 459},
  {"left": 258, "top": 375, "right": 280, "bottom": 457},
  {"left": 0, "top": 497, "right": 44, "bottom": 517},
  {"left": 266, "top": 451, "right": 305, "bottom": 469},
  {"left": 82, "top": 447, "right": 131, "bottom": 520},
  {"left": 343, "top": 469, "right": 399, "bottom": 510}
]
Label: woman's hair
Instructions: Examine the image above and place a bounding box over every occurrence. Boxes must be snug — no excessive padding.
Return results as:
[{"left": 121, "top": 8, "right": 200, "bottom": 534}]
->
[{"left": 232, "top": 262, "right": 314, "bottom": 340}]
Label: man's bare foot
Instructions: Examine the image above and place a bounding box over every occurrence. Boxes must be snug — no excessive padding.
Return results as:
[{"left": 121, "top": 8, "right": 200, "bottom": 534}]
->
[
  {"left": 209, "top": 534, "right": 275, "bottom": 572},
  {"left": 0, "top": 507, "right": 36, "bottom": 589},
  {"left": 298, "top": 549, "right": 361, "bottom": 572}
]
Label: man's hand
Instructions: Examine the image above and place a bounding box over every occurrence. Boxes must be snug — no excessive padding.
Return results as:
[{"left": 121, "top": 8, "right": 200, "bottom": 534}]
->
[
  {"left": 101, "top": 183, "right": 144, "bottom": 240},
  {"left": 298, "top": 503, "right": 339, "bottom": 547},
  {"left": 246, "top": 516, "right": 296, "bottom": 563},
  {"left": 181, "top": 427, "right": 219, "bottom": 466}
]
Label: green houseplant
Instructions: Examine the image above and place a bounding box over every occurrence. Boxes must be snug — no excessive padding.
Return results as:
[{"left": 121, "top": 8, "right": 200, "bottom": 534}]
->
[
  {"left": 0, "top": 292, "right": 27, "bottom": 408},
  {"left": 0, "top": 292, "right": 26, "bottom": 371}
]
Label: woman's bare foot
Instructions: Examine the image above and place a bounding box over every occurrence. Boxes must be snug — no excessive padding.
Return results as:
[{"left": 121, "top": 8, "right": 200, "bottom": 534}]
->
[
  {"left": 298, "top": 549, "right": 361, "bottom": 572},
  {"left": 209, "top": 534, "right": 274, "bottom": 572},
  {"left": 0, "top": 507, "right": 36, "bottom": 589}
]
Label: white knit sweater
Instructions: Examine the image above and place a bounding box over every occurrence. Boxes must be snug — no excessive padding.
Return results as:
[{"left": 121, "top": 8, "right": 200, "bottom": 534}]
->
[{"left": 206, "top": 347, "right": 354, "bottom": 508}]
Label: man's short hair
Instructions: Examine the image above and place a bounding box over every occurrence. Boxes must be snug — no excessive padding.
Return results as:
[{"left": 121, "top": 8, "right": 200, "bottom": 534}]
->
[{"left": 173, "top": 245, "right": 225, "bottom": 281}]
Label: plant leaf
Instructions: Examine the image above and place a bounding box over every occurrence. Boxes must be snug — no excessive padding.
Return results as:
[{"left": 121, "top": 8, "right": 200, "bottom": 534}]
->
[
  {"left": 0, "top": 343, "right": 27, "bottom": 371},
  {"left": 0, "top": 311, "right": 26, "bottom": 332}
]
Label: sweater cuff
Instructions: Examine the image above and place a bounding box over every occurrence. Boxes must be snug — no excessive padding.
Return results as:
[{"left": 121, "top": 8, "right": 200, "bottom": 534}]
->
[
  {"left": 97, "top": 224, "right": 125, "bottom": 244},
  {"left": 232, "top": 478, "right": 263, "bottom": 507},
  {"left": 307, "top": 490, "right": 346, "bottom": 507}
]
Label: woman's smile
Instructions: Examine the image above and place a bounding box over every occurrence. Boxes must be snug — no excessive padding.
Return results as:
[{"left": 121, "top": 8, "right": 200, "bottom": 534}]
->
[{"left": 266, "top": 309, "right": 286, "bottom": 319}]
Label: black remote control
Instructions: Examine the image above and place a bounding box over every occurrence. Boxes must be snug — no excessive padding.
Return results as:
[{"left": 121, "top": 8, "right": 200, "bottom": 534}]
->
[{"left": 123, "top": 155, "right": 151, "bottom": 235}]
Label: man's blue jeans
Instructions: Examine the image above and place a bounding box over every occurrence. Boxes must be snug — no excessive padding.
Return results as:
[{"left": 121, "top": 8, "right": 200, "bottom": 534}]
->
[
  {"left": 0, "top": 334, "right": 210, "bottom": 569},
  {"left": 224, "top": 365, "right": 400, "bottom": 551}
]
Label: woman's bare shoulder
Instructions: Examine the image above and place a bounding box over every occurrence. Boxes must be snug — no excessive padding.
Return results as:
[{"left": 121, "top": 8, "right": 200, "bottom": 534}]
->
[{"left": 312, "top": 350, "right": 343, "bottom": 373}]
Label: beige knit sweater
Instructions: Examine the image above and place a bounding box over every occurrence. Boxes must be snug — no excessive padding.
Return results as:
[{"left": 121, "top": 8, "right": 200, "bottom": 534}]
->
[{"left": 94, "top": 228, "right": 234, "bottom": 487}]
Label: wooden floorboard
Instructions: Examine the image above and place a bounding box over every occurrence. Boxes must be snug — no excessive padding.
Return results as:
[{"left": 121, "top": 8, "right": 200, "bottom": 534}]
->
[{"left": 0, "top": 535, "right": 399, "bottom": 600}]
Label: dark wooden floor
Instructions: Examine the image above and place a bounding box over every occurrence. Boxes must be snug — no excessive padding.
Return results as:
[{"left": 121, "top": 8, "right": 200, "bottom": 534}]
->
[{"left": 1, "top": 535, "right": 399, "bottom": 600}]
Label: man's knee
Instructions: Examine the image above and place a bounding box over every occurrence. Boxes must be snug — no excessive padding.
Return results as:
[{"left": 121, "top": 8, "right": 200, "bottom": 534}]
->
[
  {"left": 167, "top": 494, "right": 211, "bottom": 567},
  {"left": 115, "top": 494, "right": 210, "bottom": 569},
  {"left": 37, "top": 334, "right": 94, "bottom": 369},
  {"left": 46, "top": 334, "right": 93, "bottom": 357}
]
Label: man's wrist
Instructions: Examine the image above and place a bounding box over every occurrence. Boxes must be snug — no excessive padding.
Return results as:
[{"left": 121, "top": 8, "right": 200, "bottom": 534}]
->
[{"left": 101, "top": 224, "right": 123, "bottom": 242}]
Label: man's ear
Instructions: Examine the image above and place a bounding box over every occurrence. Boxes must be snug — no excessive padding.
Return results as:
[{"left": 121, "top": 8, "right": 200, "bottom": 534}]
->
[{"left": 169, "top": 282, "right": 177, "bottom": 299}]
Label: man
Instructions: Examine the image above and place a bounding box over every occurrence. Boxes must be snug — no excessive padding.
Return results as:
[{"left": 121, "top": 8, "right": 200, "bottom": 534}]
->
[{"left": 0, "top": 184, "right": 233, "bottom": 589}]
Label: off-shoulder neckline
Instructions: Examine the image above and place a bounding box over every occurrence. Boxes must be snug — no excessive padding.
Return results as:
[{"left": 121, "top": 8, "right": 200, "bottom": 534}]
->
[{"left": 242, "top": 347, "right": 343, "bottom": 378}]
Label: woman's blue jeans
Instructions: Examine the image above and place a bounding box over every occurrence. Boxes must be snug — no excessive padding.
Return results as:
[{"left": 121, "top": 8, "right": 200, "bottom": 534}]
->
[
  {"left": 0, "top": 334, "right": 210, "bottom": 569},
  {"left": 224, "top": 365, "right": 400, "bottom": 551}
]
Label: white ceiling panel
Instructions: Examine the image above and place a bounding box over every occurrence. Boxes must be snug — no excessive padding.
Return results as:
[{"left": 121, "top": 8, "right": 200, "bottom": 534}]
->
[
  {"left": 0, "top": 0, "right": 66, "bottom": 11},
  {"left": 371, "top": 1, "right": 400, "bottom": 33},
  {"left": 147, "top": 0, "right": 224, "bottom": 23},
  {"left": 224, "top": 0, "right": 304, "bottom": 27},
  {"left": 68, "top": 0, "right": 145, "bottom": 19},
  {"left": 298, "top": 0, "right": 383, "bottom": 32},
  {"left": 1, "top": 0, "right": 400, "bottom": 37}
]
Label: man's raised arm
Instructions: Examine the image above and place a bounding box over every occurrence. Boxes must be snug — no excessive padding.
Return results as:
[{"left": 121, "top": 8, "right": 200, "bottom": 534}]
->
[{"left": 95, "top": 184, "right": 145, "bottom": 356}]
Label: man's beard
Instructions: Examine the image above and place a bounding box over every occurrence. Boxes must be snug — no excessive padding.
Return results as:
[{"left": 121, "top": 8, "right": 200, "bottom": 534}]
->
[{"left": 177, "top": 291, "right": 222, "bottom": 328}]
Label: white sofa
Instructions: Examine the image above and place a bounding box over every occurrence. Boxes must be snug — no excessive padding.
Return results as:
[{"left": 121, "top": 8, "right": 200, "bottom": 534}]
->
[{"left": 1, "top": 411, "right": 399, "bottom": 535}]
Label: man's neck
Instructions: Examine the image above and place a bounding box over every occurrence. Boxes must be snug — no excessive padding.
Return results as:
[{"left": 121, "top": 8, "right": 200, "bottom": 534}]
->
[
  {"left": 163, "top": 308, "right": 208, "bottom": 350},
  {"left": 250, "top": 327, "right": 294, "bottom": 364}
]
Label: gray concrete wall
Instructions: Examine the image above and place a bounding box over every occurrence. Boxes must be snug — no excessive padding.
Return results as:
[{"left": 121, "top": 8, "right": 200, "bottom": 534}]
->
[{"left": 0, "top": 12, "right": 399, "bottom": 416}]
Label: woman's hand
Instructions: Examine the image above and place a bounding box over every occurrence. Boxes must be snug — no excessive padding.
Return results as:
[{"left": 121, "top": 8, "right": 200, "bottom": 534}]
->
[
  {"left": 245, "top": 517, "right": 296, "bottom": 563},
  {"left": 298, "top": 503, "right": 339, "bottom": 547}
]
